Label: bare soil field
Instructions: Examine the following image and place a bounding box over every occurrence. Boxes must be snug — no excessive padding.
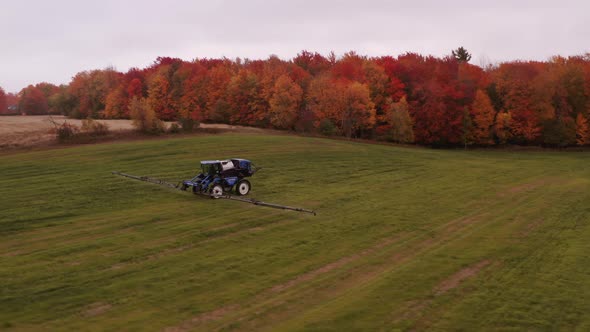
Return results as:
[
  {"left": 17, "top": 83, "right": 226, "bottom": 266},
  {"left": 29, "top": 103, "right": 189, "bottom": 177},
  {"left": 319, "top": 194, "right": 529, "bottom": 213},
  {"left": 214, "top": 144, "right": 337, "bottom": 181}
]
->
[
  {"left": 0, "top": 115, "right": 267, "bottom": 150},
  {"left": 0, "top": 116, "right": 136, "bottom": 149}
]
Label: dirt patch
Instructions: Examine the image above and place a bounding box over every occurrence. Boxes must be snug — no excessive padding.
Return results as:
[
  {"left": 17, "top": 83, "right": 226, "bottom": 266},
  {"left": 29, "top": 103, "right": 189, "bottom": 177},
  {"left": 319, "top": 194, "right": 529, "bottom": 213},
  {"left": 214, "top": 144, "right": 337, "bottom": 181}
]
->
[
  {"left": 434, "top": 260, "right": 491, "bottom": 295},
  {"left": 164, "top": 305, "right": 240, "bottom": 332},
  {"left": 83, "top": 302, "right": 112, "bottom": 317}
]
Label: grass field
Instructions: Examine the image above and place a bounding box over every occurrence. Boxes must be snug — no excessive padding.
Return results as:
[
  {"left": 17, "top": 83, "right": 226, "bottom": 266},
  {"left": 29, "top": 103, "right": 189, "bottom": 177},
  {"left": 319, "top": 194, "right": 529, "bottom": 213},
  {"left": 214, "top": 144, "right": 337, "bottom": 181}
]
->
[{"left": 1, "top": 134, "right": 590, "bottom": 331}]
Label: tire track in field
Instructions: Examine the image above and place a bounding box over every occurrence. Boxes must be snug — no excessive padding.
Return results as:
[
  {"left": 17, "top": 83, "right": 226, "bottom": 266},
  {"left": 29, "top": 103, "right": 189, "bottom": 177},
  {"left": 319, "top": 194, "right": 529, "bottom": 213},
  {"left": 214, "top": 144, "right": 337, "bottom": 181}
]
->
[
  {"left": 174, "top": 186, "right": 546, "bottom": 331},
  {"left": 163, "top": 212, "right": 488, "bottom": 332},
  {"left": 390, "top": 259, "right": 498, "bottom": 331},
  {"left": 393, "top": 181, "right": 583, "bottom": 330},
  {"left": 106, "top": 214, "right": 293, "bottom": 271}
]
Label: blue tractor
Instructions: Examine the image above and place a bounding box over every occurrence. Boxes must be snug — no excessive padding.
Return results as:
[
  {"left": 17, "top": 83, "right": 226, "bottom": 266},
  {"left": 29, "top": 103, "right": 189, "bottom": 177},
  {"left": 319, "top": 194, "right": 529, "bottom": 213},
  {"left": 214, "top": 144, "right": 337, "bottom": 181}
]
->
[{"left": 180, "top": 159, "right": 258, "bottom": 197}]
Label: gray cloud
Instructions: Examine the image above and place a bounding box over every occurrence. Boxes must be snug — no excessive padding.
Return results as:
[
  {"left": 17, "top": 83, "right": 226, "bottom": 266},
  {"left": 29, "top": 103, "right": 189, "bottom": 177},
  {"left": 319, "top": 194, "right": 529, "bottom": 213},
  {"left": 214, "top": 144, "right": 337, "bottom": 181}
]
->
[{"left": 1, "top": 0, "right": 588, "bottom": 92}]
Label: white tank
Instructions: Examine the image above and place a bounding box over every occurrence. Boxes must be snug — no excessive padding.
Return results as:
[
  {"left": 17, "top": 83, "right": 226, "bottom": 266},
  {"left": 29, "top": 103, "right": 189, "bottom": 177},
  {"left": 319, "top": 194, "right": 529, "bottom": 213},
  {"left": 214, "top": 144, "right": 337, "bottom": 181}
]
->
[{"left": 220, "top": 160, "right": 235, "bottom": 171}]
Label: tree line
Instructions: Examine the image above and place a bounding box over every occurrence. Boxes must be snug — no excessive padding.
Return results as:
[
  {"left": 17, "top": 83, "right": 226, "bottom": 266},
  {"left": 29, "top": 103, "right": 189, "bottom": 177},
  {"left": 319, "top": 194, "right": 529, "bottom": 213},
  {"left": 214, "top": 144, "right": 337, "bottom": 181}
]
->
[{"left": 3, "top": 48, "right": 590, "bottom": 147}]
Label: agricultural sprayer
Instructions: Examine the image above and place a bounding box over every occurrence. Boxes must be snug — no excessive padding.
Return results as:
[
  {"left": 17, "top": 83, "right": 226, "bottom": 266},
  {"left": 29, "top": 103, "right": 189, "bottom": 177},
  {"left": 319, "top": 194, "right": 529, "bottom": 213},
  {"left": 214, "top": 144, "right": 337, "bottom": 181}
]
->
[{"left": 112, "top": 158, "right": 316, "bottom": 215}]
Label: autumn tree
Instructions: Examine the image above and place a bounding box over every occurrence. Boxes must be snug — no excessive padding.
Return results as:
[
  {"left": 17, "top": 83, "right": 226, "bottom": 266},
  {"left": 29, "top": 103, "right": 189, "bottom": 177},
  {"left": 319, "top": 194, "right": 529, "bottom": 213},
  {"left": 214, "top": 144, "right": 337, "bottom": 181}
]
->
[
  {"left": 147, "top": 66, "right": 176, "bottom": 121},
  {"left": 0, "top": 87, "right": 6, "bottom": 114},
  {"left": 177, "top": 62, "right": 208, "bottom": 130},
  {"left": 576, "top": 112, "right": 590, "bottom": 145},
  {"left": 127, "top": 78, "right": 144, "bottom": 99},
  {"left": 462, "top": 108, "right": 476, "bottom": 148},
  {"left": 470, "top": 90, "right": 495, "bottom": 144},
  {"left": 341, "top": 82, "right": 376, "bottom": 138},
  {"left": 492, "top": 62, "right": 542, "bottom": 143},
  {"left": 19, "top": 85, "right": 49, "bottom": 115},
  {"left": 386, "top": 97, "right": 414, "bottom": 143},
  {"left": 307, "top": 74, "right": 344, "bottom": 132},
  {"left": 494, "top": 112, "right": 512, "bottom": 144},
  {"left": 362, "top": 61, "right": 391, "bottom": 123},
  {"left": 410, "top": 57, "right": 468, "bottom": 145},
  {"left": 48, "top": 85, "right": 75, "bottom": 115},
  {"left": 226, "top": 69, "right": 265, "bottom": 125},
  {"left": 129, "top": 96, "right": 164, "bottom": 133},
  {"left": 205, "top": 64, "right": 233, "bottom": 122},
  {"left": 293, "top": 50, "right": 332, "bottom": 76},
  {"left": 258, "top": 55, "right": 289, "bottom": 111},
  {"left": 268, "top": 74, "right": 303, "bottom": 129},
  {"left": 69, "top": 69, "right": 120, "bottom": 118},
  {"left": 331, "top": 51, "right": 365, "bottom": 82},
  {"left": 452, "top": 47, "right": 472, "bottom": 63},
  {"left": 104, "top": 85, "right": 127, "bottom": 118}
]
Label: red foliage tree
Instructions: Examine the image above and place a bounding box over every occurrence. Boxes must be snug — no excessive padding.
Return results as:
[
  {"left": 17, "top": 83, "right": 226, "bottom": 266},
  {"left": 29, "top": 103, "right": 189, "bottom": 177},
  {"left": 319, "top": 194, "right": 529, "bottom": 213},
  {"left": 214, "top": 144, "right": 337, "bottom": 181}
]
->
[
  {"left": 293, "top": 50, "right": 332, "bottom": 76},
  {"left": 178, "top": 62, "right": 208, "bottom": 122},
  {"left": 19, "top": 85, "right": 49, "bottom": 115},
  {"left": 410, "top": 57, "right": 469, "bottom": 145},
  {"left": 0, "top": 87, "right": 7, "bottom": 114},
  {"left": 205, "top": 64, "right": 234, "bottom": 122}
]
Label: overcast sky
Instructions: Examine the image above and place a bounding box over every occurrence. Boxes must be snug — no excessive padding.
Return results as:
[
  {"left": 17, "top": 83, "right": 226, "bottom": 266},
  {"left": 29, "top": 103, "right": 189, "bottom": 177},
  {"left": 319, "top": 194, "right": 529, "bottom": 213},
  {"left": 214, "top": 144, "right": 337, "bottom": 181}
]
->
[{"left": 0, "top": 0, "right": 588, "bottom": 93}]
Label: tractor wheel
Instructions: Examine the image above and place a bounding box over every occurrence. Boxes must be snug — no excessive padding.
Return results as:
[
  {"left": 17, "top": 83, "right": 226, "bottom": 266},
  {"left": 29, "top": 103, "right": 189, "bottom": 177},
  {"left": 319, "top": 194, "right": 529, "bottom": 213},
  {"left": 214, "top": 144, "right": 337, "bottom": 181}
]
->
[
  {"left": 236, "top": 180, "right": 251, "bottom": 196},
  {"left": 210, "top": 184, "right": 223, "bottom": 198}
]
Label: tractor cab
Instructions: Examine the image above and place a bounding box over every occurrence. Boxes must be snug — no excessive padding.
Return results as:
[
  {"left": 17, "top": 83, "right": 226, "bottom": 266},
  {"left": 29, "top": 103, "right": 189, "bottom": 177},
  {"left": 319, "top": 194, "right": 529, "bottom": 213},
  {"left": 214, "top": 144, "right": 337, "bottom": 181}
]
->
[{"left": 200, "top": 160, "right": 223, "bottom": 175}]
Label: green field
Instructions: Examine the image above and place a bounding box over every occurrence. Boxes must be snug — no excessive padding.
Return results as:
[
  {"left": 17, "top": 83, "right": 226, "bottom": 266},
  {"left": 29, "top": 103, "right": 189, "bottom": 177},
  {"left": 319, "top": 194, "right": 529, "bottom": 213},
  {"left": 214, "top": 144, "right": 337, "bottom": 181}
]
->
[{"left": 2, "top": 134, "right": 590, "bottom": 331}]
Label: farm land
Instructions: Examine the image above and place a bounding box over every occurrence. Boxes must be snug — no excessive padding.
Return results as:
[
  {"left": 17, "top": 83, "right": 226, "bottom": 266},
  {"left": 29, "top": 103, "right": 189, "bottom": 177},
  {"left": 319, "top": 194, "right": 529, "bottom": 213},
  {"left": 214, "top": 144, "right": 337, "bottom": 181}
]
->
[{"left": 1, "top": 130, "right": 590, "bottom": 331}]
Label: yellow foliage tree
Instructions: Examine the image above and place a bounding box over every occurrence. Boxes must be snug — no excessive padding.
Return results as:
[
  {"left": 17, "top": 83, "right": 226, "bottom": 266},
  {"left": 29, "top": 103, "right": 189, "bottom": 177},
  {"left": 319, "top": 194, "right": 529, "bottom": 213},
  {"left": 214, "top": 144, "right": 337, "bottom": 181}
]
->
[
  {"left": 386, "top": 97, "right": 414, "bottom": 143},
  {"left": 494, "top": 111, "right": 512, "bottom": 144},
  {"left": 341, "top": 82, "right": 376, "bottom": 138},
  {"left": 129, "top": 96, "right": 164, "bottom": 134}
]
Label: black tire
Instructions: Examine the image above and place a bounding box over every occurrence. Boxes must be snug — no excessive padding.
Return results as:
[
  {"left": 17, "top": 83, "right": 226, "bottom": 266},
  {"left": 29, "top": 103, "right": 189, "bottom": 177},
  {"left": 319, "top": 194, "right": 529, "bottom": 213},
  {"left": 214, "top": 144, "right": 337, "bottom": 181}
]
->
[
  {"left": 235, "top": 180, "right": 251, "bottom": 196},
  {"left": 210, "top": 184, "right": 223, "bottom": 198}
]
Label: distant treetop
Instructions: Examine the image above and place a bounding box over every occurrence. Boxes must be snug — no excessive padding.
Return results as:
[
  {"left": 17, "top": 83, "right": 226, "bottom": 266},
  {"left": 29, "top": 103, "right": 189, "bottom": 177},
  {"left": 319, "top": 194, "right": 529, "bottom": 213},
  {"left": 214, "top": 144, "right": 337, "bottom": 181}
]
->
[{"left": 452, "top": 47, "right": 472, "bottom": 63}]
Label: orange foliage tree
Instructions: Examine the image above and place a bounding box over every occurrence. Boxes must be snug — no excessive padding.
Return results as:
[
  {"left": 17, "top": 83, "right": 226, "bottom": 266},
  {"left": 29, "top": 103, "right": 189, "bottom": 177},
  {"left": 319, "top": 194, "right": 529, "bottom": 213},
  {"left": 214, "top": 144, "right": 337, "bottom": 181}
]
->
[
  {"left": 226, "top": 69, "right": 264, "bottom": 125},
  {"left": 341, "top": 82, "right": 376, "bottom": 138},
  {"left": 470, "top": 90, "right": 495, "bottom": 145},
  {"left": 576, "top": 113, "right": 590, "bottom": 145}
]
